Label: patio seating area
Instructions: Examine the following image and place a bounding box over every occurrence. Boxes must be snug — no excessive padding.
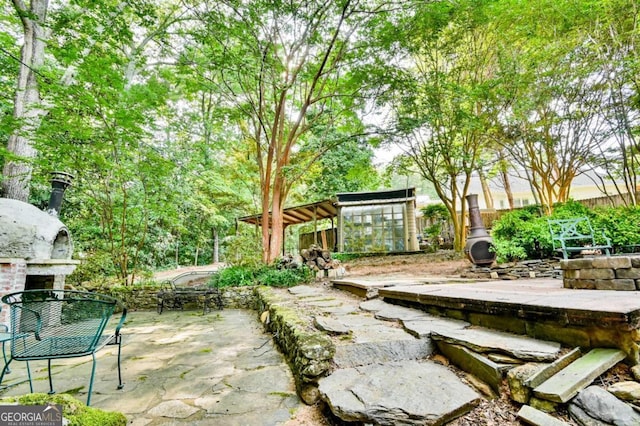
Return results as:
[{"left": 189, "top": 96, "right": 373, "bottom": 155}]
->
[{"left": 0, "top": 310, "right": 308, "bottom": 425}]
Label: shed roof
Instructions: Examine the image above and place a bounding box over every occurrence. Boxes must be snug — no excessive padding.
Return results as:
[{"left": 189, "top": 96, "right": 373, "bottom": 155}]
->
[
  {"left": 237, "top": 199, "right": 338, "bottom": 227},
  {"left": 237, "top": 187, "right": 416, "bottom": 228}
]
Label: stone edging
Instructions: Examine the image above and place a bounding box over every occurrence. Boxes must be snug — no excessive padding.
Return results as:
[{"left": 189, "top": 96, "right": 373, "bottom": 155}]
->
[{"left": 254, "top": 286, "right": 334, "bottom": 404}]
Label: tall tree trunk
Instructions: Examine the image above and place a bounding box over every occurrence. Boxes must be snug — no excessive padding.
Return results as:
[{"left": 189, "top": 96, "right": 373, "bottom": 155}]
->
[
  {"left": 501, "top": 168, "right": 514, "bottom": 210},
  {"left": 212, "top": 227, "right": 219, "bottom": 264},
  {"left": 478, "top": 169, "right": 494, "bottom": 209},
  {"left": 3, "top": 0, "right": 50, "bottom": 201}
]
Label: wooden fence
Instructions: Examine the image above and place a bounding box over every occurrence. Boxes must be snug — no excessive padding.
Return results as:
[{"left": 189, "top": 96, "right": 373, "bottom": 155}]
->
[{"left": 419, "top": 192, "right": 640, "bottom": 238}]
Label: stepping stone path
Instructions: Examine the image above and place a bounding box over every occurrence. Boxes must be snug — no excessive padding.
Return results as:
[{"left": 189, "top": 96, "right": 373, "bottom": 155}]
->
[
  {"left": 277, "top": 286, "right": 481, "bottom": 424},
  {"left": 275, "top": 283, "right": 635, "bottom": 425}
]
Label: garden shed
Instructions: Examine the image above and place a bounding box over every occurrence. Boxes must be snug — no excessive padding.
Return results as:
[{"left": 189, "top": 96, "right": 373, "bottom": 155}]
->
[{"left": 238, "top": 188, "right": 420, "bottom": 254}]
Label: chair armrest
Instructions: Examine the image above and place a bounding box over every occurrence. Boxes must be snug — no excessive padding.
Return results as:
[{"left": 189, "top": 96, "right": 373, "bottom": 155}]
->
[{"left": 113, "top": 299, "right": 127, "bottom": 337}]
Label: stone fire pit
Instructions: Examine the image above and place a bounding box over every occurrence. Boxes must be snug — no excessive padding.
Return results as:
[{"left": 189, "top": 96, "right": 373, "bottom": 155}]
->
[{"left": 560, "top": 256, "right": 640, "bottom": 291}]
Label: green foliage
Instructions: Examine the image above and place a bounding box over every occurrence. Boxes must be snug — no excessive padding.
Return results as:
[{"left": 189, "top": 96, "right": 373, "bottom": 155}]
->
[
  {"left": 549, "top": 199, "right": 592, "bottom": 219},
  {"left": 1, "top": 393, "right": 126, "bottom": 426},
  {"left": 66, "top": 252, "right": 118, "bottom": 286},
  {"left": 594, "top": 206, "right": 640, "bottom": 248},
  {"left": 421, "top": 203, "right": 451, "bottom": 250},
  {"left": 491, "top": 201, "right": 640, "bottom": 261},
  {"left": 255, "top": 267, "right": 313, "bottom": 288},
  {"left": 491, "top": 239, "right": 528, "bottom": 263},
  {"left": 222, "top": 230, "right": 263, "bottom": 268},
  {"left": 5, "top": 0, "right": 640, "bottom": 283},
  {"left": 490, "top": 206, "right": 550, "bottom": 262},
  {"left": 208, "top": 264, "right": 312, "bottom": 288},
  {"left": 208, "top": 266, "right": 257, "bottom": 288},
  {"left": 301, "top": 137, "right": 380, "bottom": 200},
  {"left": 421, "top": 204, "right": 450, "bottom": 221}
]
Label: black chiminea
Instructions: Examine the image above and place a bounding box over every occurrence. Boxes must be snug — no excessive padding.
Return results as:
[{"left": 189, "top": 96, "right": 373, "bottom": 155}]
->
[
  {"left": 47, "top": 171, "right": 74, "bottom": 217},
  {"left": 464, "top": 193, "right": 496, "bottom": 266}
]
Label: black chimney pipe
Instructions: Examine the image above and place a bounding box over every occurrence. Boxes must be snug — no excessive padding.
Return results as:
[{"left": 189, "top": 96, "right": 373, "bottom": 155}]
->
[{"left": 47, "top": 171, "right": 74, "bottom": 217}]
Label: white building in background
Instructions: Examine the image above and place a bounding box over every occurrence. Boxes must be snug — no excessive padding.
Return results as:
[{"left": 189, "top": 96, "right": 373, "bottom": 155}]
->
[{"left": 466, "top": 170, "right": 623, "bottom": 210}]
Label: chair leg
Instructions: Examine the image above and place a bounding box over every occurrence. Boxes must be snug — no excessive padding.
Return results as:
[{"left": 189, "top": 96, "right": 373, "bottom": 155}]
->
[
  {"left": 1, "top": 341, "right": 10, "bottom": 374},
  {"left": 0, "top": 358, "right": 12, "bottom": 390},
  {"left": 47, "top": 359, "right": 55, "bottom": 395},
  {"left": 21, "top": 338, "right": 33, "bottom": 393},
  {"left": 87, "top": 353, "right": 97, "bottom": 406},
  {"left": 116, "top": 336, "right": 123, "bottom": 390},
  {"left": 25, "top": 360, "right": 32, "bottom": 393}
]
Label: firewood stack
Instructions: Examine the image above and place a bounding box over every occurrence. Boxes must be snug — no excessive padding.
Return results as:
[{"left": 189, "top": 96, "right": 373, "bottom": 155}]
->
[{"left": 300, "top": 244, "right": 340, "bottom": 271}]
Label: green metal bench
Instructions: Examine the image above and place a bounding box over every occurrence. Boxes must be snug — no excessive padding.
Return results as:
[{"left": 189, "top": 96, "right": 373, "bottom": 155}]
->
[
  {"left": 0, "top": 290, "right": 126, "bottom": 406},
  {"left": 547, "top": 217, "right": 612, "bottom": 260}
]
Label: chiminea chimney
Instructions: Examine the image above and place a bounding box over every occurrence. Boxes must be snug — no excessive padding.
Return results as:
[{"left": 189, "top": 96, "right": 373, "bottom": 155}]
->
[
  {"left": 463, "top": 193, "right": 496, "bottom": 267},
  {"left": 47, "top": 171, "right": 74, "bottom": 217}
]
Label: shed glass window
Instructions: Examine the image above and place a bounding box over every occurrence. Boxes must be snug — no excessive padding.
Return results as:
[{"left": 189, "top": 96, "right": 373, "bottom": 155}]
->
[{"left": 341, "top": 203, "right": 406, "bottom": 252}]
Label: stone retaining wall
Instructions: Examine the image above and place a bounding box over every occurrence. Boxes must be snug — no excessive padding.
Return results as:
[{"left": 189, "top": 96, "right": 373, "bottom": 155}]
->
[
  {"left": 79, "top": 284, "right": 258, "bottom": 310},
  {"left": 254, "top": 287, "right": 334, "bottom": 404},
  {"left": 561, "top": 256, "right": 640, "bottom": 291},
  {"left": 462, "top": 259, "right": 562, "bottom": 280}
]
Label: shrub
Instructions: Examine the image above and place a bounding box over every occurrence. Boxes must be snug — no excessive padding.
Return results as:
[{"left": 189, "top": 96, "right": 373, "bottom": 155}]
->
[
  {"left": 491, "top": 200, "right": 640, "bottom": 261},
  {"left": 256, "top": 266, "right": 313, "bottom": 287},
  {"left": 491, "top": 206, "right": 550, "bottom": 261},
  {"left": 222, "top": 230, "right": 262, "bottom": 268},
  {"left": 0, "top": 393, "right": 126, "bottom": 426},
  {"left": 208, "top": 266, "right": 257, "bottom": 288},
  {"left": 67, "top": 251, "right": 117, "bottom": 286},
  {"left": 209, "top": 264, "right": 312, "bottom": 288},
  {"left": 594, "top": 205, "right": 640, "bottom": 249},
  {"left": 550, "top": 199, "right": 592, "bottom": 218}
]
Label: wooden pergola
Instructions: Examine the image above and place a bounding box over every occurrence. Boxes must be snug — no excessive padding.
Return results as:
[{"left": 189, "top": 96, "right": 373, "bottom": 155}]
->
[
  {"left": 237, "top": 199, "right": 337, "bottom": 228},
  {"left": 237, "top": 199, "right": 338, "bottom": 254}
]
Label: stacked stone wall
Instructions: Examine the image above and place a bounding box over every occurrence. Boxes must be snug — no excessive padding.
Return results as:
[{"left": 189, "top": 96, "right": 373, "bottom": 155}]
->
[
  {"left": 254, "top": 286, "right": 334, "bottom": 404},
  {"left": 462, "top": 259, "right": 562, "bottom": 280},
  {"left": 561, "top": 256, "right": 640, "bottom": 291},
  {"left": 80, "top": 284, "right": 260, "bottom": 311}
]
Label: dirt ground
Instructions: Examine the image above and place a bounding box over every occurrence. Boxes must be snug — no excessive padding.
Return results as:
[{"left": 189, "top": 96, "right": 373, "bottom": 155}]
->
[{"left": 341, "top": 250, "right": 470, "bottom": 278}]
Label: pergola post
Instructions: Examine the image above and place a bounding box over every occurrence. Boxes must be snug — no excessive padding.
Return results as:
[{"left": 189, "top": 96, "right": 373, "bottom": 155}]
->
[{"left": 313, "top": 206, "right": 318, "bottom": 245}]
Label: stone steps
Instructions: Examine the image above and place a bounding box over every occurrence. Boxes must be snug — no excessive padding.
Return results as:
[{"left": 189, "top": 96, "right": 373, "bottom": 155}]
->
[
  {"left": 335, "top": 296, "right": 635, "bottom": 425},
  {"left": 278, "top": 286, "right": 484, "bottom": 424},
  {"left": 317, "top": 293, "right": 570, "bottom": 424},
  {"left": 533, "top": 348, "right": 626, "bottom": 403},
  {"left": 268, "top": 284, "right": 635, "bottom": 425}
]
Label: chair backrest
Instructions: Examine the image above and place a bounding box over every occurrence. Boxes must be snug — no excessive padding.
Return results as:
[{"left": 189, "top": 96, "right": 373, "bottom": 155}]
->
[{"left": 2, "top": 290, "right": 120, "bottom": 358}]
